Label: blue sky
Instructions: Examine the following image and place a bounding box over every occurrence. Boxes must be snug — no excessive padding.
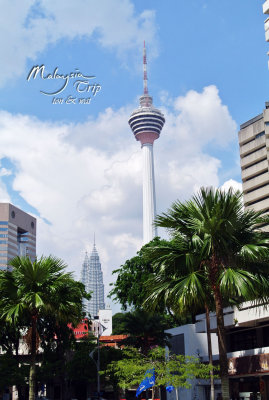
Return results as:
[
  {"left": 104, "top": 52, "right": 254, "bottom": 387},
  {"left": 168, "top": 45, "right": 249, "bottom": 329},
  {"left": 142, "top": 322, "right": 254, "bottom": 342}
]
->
[{"left": 0, "top": 0, "right": 268, "bottom": 313}]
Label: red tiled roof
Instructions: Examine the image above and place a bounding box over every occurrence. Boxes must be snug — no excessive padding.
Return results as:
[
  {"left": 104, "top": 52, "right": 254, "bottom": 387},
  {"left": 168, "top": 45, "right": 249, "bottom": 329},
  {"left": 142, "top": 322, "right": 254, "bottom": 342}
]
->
[{"left": 99, "top": 335, "right": 128, "bottom": 341}]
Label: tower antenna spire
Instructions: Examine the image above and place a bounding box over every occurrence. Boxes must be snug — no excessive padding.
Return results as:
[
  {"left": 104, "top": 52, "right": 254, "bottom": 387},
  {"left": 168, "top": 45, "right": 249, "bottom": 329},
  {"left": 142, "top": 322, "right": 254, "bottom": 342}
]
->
[
  {"left": 94, "top": 232, "right": 95, "bottom": 247},
  {"left": 143, "top": 40, "right": 148, "bottom": 95}
]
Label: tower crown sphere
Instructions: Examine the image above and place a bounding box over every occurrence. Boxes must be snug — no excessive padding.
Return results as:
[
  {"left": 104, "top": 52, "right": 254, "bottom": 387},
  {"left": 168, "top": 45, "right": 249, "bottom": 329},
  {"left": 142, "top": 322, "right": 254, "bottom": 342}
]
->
[{"left": 128, "top": 94, "right": 165, "bottom": 145}]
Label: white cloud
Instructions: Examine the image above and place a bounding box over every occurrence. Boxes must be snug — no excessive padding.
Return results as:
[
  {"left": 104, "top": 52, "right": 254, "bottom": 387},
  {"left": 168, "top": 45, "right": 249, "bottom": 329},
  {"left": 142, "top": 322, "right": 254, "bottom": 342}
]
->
[
  {"left": 0, "top": 168, "right": 12, "bottom": 177},
  {"left": 0, "top": 0, "right": 158, "bottom": 87},
  {"left": 0, "top": 85, "right": 238, "bottom": 312},
  {"left": 221, "top": 178, "right": 242, "bottom": 193}
]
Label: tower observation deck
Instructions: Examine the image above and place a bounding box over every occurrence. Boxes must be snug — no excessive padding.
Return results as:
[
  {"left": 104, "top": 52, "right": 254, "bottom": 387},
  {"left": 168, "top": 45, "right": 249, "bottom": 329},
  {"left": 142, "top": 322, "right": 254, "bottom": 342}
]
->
[{"left": 128, "top": 43, "right": 165, "bottom": 244}]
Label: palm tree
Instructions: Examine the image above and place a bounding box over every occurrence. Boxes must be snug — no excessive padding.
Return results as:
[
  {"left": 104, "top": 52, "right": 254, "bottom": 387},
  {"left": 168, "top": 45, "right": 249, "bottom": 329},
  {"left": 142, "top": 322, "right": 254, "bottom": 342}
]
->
[
  {"left": 142, "top": 187, "right": 269, "bottom": 400},
  {"left": 0, "top": 256, "right": 87, "bottom": 400},
  {"left": 143, "top": 237, "right": 216, "bottom": 399}
]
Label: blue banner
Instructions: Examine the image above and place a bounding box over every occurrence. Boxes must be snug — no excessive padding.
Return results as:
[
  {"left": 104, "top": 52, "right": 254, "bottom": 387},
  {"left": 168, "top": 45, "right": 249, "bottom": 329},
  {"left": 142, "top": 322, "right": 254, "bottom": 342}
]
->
[
  {"left": 136, "top": 368, "right": 155, "bottom": 397},
  {"left": 166, "top": 385, "right": 175, "bottom": 393}
]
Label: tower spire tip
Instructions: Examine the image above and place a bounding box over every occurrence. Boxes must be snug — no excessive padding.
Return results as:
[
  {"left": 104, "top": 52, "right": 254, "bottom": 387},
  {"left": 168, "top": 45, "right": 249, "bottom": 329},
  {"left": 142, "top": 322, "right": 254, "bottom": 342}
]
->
[{"left": 143, "top": 42, "right": 148, "bottom": 95}]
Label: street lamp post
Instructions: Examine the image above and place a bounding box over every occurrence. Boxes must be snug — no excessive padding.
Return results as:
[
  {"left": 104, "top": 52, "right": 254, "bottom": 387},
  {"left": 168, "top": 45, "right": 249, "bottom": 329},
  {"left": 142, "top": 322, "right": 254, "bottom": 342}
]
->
[{"left": 90, "top": 321, "right": 102, "bottom": 400}]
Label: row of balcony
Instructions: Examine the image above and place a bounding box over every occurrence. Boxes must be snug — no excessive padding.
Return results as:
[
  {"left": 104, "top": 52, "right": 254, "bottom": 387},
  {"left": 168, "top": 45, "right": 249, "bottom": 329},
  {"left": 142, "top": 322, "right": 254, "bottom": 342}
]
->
[{"left": 196, "top": 302, "right": 269, "bottom": 333}]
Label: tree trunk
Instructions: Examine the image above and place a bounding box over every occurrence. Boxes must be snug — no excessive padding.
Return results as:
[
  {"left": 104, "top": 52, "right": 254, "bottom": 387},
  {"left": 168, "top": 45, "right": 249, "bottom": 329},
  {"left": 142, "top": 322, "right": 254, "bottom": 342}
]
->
[
  {"left": 205, "top": 304, "right": 215, "bottom": 400},
  {"left": 213, "top": 286, "right": 229, "bottom": 400},
  {"left": 210, "top": 257, "right": 229, "bottom": 400},
  {"left": 29, "top": 316, "right": 37, "bottom": 400}
]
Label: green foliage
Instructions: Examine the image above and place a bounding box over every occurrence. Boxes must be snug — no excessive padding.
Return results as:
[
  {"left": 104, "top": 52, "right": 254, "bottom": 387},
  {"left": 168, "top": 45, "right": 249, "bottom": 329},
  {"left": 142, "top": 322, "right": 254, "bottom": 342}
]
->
[
  {"left": 109, "top": 237, "right": 170, "bottom": 312},
  {"left": 143, "top": 188, "right": 269, "bottom": 314},
  {"left": 0, "top": 256, "right": 89, "bottom": 325},
  {"left": 112, "top": 309, "right": 171, "bottom": 353},
  {"left": 141, "top": 187, "right": 269, "bottom": 400},
  {"left": 66, "top": 338, "right": 97, "bottom": 382},
  {"left": 112, "top": 312, "right": 128, "bottom": 334},
  {"left": 0, "top": 352, "right": 28, "bottom": 390},
  {"left": 102, "top": 346, "right": 216, "bottom": 390},
  {"left": 110, "top": 238, "right": 190, "bottom": 325},
  {"left": 0, "top": 256, "right": 90, "bottom": 398}
]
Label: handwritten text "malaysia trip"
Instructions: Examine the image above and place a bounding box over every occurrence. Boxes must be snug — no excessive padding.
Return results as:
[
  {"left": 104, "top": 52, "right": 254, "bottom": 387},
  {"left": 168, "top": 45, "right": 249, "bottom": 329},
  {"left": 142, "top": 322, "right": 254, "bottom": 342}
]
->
[{"left": 27, "top": 65, "right": 101, "bottom": 104}]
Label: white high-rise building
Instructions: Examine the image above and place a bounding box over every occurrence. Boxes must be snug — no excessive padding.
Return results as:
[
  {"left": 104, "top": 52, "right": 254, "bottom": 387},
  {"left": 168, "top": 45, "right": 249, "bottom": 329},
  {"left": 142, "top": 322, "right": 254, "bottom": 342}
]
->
[
  {"left": 128, "top": 43, "right": 165, "bottom": 244},
  {"left": 80, "top": 242, "right": 105, "bottom": 318}
]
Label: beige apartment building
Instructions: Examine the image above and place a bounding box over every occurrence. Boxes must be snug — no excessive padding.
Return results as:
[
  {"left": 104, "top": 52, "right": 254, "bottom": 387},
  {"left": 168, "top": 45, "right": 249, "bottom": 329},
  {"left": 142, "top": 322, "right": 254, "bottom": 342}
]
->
[
  {"left": 238, "top": 103, "right": 269, "bottom": 216},
  {"left": 0, "top": 203, "right": 36, "bottom": 271}
]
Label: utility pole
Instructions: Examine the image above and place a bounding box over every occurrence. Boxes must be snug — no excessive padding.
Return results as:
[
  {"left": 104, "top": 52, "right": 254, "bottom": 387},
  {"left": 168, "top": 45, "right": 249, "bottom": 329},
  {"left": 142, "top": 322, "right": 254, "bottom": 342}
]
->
[{"left": 89, "top": 321, "right": 102, "bottom": 400}]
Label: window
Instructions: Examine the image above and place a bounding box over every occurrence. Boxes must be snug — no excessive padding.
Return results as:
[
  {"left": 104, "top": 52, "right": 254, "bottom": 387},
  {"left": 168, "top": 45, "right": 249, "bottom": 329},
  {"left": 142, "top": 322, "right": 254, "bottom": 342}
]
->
[
  {"left": 229, "top": 329, "right": 257, "bottom": 352},
  {"left": 262, "top": 326, "right": 269, "bottom": 347},
  {"left": 0, "top": 221, "right": 8, "bottom": 225},
  {"left": 0, "top": 234, "right": 8, "bottom": 238},
  {"left": 256, "top": 131, "right": 265, "bottom": 139},
  {"left": 0, "top": 228, "right": 7, "bottom": 231}
]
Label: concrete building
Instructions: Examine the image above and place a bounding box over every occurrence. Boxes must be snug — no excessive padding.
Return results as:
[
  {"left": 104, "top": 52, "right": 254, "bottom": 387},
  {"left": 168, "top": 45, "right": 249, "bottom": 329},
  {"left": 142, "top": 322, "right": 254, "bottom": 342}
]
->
[
  {"left": 128, "top": 43, "right": 165, "bottom": 244},
  {"left": 80, "top": 242, "right": 105, "bottom": 318},
  {"left": 0, "top": 203, "right": 36, "bottom": 271},
  {"left": 167, "top": 303, "right": 269, "bottom": 400},
  {"left": 238, "top": 103, "right": 269, "bottom": 217},
  {"left": 166, "top": 324, "right": 220, "bottom": 400}
]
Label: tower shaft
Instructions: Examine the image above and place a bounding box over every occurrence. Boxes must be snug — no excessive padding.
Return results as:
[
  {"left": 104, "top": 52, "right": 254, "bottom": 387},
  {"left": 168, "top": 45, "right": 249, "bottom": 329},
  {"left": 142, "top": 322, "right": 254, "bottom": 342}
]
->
[{"left": 142, "top": 144, "right": 157, "bottom": 244}]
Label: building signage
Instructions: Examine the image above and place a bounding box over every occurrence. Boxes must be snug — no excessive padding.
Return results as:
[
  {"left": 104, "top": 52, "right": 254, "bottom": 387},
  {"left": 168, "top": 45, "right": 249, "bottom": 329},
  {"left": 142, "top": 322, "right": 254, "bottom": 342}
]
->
[{"left": 228, "top": 353, "right": 269, "bottom": 376}]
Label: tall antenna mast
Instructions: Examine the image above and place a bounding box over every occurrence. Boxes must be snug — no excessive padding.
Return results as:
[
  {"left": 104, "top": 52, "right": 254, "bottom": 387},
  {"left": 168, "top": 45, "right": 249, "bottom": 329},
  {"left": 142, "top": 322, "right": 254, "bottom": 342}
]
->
[{"left": 143, "top": 40, "right": 148, "bottom": 95}]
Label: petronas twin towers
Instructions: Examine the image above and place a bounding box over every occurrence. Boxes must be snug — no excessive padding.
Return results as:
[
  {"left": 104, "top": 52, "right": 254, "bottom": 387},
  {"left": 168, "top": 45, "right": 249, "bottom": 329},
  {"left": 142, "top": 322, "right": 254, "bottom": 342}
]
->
[{"left": 80, "top": 242, "right": 105, "bottom": 317}]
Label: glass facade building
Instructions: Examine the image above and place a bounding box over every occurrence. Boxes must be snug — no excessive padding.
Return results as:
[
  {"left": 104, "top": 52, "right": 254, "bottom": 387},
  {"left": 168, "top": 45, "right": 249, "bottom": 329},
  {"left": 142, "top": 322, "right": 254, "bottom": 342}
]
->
[
  {"left": 80, "top": 243, "right": 105, "bottom": 318},
  {"left": 0, "top": 203, "right": 36, "bottom": 271}
]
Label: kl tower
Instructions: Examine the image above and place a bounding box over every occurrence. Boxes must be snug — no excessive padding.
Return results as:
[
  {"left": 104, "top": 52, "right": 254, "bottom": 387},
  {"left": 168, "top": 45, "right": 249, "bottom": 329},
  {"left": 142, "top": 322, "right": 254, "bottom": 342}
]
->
[{"left": 128, "top": 43, "right": 165, "bottom": 244}]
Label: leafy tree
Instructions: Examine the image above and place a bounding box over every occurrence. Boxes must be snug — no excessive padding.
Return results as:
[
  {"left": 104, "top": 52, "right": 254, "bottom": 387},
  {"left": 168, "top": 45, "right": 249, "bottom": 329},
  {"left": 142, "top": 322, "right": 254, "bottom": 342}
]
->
[
  {"left": 0, "top": 351, "right": 28, "bottom": 392},
  {"left": 98, "top": 346, "right": 124, "bottom": 398},
  {"left": 66, "top": 336, "right": 97, "bottom": 383},
  {"left": 102, "top": 346, "right": 215, "bottom": 398},
  {"left": 112, "top": 312, "right": 128, "bottom": 334},
  {"left": 142, "top": 187, "right": 269, "bottom": 400},
  {"left": 110, "top": 237, "right": 191, "bottom": 326},
  {"left": 0, "top": 256, "right": 89, "bottom": 400},
  {"left": 112, "top": 309, "right": 171, "bottom": 354},
  {"left": 110, "top": 238, "right": 171, "bottom": 312}
]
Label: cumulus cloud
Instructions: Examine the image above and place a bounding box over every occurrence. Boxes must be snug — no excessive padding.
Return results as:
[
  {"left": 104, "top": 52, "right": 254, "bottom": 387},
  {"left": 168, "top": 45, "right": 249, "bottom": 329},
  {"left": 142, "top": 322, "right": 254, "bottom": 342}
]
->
[
  {"left": 221, "top": 178, "right": 242, "bottom": 193},
  {"left": 0, "top": 85, "right": 238, "bottom": 309},
  {"left": 0, "top": 0, "right": 158, "bottom": 87}
]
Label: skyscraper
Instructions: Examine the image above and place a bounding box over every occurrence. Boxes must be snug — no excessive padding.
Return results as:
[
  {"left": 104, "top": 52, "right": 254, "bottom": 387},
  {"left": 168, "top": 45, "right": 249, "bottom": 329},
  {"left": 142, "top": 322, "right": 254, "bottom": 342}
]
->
[
  {"left": 128, "top": 43, "right": 165, "bottom": 244},
  {"left": 238, "top": 102, "right": 269, "bottom": 218},
  {"left": 80, "top": 242, "right": 105, "bottom": 317},
  {"left": 0, "top": 203, "right": 36, "bottom": 271}
]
